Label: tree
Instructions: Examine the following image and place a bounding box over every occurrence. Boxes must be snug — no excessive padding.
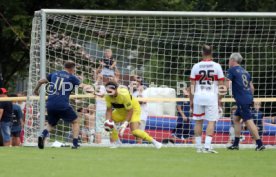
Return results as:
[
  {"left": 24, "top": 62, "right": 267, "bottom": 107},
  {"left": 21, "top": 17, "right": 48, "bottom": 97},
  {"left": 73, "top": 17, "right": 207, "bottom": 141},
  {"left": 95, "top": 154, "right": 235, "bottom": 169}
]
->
[
  {"left": 0, "top": 0, "right": 32, "bottom": 89},
  {"left": 0, "top": 0, "right": 276, "bottom": 91}
]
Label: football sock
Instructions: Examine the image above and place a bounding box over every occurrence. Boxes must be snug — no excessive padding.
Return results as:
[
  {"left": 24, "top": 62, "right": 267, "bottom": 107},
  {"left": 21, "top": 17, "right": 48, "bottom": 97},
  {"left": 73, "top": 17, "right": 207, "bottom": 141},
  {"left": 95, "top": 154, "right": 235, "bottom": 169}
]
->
[
  {"left": 195, "top": 136, "right": 202, "bottom": 149},
  {"left": 115, "top": 139, "right": 121, "bottom": 144},
  {"left": 204, "top": 135, "right": 213, "bottom": 149},
  {"left": 111, "top": 129, "right": 119, "bottom": 141},
  {"left": 233, "top": 137, "right": 240, "bottom": 146},
  {"left": 256, "top": 139, "right": 263, "bottom": 147},
  {"left": 132, "top": 129, "right": 153, "bottom": 142},
  {"left": 41, "top": 129, "right": 49, "bottom": 138},
  {"left": 73, "top": 138, "right": 79, "bottom": 147}
]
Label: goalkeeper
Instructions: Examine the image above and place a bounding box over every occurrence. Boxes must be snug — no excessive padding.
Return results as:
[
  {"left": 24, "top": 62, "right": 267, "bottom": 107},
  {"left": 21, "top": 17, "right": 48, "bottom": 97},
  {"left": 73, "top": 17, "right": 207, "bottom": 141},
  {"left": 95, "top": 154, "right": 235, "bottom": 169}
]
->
[{"left": 104, "top": 81, "right": 162, "bottom": 149}]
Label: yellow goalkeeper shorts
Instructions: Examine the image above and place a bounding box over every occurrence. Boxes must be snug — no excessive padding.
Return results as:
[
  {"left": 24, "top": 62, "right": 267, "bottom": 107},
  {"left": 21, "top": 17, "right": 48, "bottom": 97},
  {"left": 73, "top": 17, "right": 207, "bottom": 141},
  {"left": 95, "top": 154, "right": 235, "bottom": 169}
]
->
[{"left": 111, "top": 109, "right": 141, "bottom": 123}]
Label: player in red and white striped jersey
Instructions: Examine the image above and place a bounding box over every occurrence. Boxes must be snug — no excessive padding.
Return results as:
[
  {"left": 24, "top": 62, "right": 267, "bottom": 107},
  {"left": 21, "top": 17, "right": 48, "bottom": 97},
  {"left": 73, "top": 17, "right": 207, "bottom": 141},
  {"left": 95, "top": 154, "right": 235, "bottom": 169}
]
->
[{"left": 190, "top": 45, "right": 225, "bottom": 153}]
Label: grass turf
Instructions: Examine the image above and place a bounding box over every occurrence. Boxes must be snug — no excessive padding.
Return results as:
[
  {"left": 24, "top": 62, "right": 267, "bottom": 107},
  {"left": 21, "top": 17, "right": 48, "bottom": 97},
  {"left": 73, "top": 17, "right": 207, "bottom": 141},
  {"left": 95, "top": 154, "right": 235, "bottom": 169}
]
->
[{"left": 0, "top": 147, "right": 275, "bottom": 177}]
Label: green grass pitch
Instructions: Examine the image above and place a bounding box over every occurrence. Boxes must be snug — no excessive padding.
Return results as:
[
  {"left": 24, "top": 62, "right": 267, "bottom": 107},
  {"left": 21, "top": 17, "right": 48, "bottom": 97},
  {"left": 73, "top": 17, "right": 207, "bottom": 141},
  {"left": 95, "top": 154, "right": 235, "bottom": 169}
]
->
[{"left": 0, "top": 147, "right": 275, "bottom": 177}]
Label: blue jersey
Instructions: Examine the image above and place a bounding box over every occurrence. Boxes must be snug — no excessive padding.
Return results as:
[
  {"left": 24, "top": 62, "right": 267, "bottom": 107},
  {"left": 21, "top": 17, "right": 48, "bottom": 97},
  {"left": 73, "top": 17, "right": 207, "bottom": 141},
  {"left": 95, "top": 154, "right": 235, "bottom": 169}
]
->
[
  {"left": 227, "top": 66, "right": 253, "bottom": 104},
  {"left": 46, "top": 70, "right": 80, "bottom": 109},
  {"left": 177, "top": 100, "right": 190, "bottom": 118}
]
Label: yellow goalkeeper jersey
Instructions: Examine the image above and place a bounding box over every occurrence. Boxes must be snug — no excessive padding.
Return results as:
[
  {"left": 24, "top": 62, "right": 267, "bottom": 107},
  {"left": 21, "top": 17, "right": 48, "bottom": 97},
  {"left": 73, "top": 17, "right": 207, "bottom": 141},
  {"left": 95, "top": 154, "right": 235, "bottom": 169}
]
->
[{"left": 104, "top": 87, "right": 140, "bottom": 112}]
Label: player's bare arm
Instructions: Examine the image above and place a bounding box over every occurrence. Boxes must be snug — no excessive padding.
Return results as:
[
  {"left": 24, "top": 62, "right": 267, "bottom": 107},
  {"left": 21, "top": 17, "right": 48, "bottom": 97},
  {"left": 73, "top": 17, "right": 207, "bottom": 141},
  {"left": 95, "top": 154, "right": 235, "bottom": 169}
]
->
[
  {"left": 79, "top": 83, "right": 94, "bottom": 93},
  {"left": 218, "top": 80, "right": 225, "bottom": 107},
  {"left": 106, "top": 107, "right": 112, "bottom": 120},
  {"left": 0, "top": 108, "right": 3, "bottom": 121},
  {"left": 189, "top": 80, "right": 196, "bottom": 112},
  {"left": 33, "top": 78, "right": 49, "bottom": 95},
  {"left": 110, "top": 60, "right": 116, "bottom": 69},
  {"left": 225, "top": 78, "right": 231, "bottom": 89},
  {"left": 177, "top": 105, "right": 187, "bottom": 121},
  {"left": 20, "top": 118, "right": 24, "bottom": 128},
  {"left": 250, "top": 81, "right": 255, "bottom": 94},
  {"left": 95, "top": 91, "right": 104, "bottom": 97}
]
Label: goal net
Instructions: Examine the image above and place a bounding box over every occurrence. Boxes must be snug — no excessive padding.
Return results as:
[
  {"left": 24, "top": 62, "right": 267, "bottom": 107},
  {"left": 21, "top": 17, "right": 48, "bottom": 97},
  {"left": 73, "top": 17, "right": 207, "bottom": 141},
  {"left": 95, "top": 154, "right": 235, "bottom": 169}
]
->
[{"left": 25, "top": 10, "right": 276, "bottom": 147}]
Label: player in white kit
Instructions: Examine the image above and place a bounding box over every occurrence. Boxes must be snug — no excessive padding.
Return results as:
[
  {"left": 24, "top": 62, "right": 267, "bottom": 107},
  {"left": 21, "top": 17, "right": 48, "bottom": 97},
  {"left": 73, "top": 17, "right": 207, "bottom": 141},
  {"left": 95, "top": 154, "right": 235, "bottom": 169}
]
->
[{"left": 190, "top": 45, "right": 225, "bottom": 153}]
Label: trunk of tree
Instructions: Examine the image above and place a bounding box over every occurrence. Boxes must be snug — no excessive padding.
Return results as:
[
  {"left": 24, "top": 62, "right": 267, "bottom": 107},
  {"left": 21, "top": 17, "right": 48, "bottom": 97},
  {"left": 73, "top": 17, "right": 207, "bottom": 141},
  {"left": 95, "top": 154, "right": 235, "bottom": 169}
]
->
[{"left": 0, "top": 63, "right": 3, "bottom": 87}]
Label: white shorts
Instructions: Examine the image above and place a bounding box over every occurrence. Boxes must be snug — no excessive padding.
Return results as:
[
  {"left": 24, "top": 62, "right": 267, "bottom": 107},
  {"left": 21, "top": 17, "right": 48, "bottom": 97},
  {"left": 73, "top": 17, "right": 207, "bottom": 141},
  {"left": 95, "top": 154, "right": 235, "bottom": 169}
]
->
[
  {"left": 100, "top": 68, "right": 115, "bottom": 77},
  {"left": 192, "top": 104, "right": 219, "bottom": 121}
]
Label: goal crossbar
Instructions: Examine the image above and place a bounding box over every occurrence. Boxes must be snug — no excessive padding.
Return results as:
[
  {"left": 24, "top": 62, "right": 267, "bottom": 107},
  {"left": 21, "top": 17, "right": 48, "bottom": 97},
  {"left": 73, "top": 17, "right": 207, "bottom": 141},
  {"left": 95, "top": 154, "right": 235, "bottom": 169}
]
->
[
  {"left": 1, "top": 96, "right": 276, "bottom": 102},
  {"left": 38, "top": 9, "right": 276, "bottom": 17}
]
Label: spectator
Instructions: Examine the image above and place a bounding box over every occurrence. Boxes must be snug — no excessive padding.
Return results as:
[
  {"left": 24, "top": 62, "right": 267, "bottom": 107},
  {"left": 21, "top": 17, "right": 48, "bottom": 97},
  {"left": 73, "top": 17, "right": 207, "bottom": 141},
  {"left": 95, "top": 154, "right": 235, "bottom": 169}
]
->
[
  {"left": 252, "top": 101, "right": 263, "bottom": 139},
  {"left": 131, "top": 77, "right": 148, "bottom": 144},
  {"left": 228, "top": 106, "right": 237, "bottom": 144},
  {"left": 20, "top": 102, "right": 33, "bottom": 144},
  {"left": 171, "top": 87, "right": 192, "bottom": 141},
  {"left": 94, "top": 82, "right": 107, "bottom": 143},
  {"left": 77, "top": 107, "right": 86, "bottom": 143},
  {"left": 271, "top": 116, "right": 276, "bottom": 124},
  {"left": 17, "top": 91, "right": 27, "bottom": 111},
  {"left": 0, "top": 88, "right": 13, "bottom": 146},
  {"left": 83, "top": 104, "right": 96, "bottom": 144},
  {"left": 9, "top": 94, "right": 23, "bottom": 146},
  {"left": 99, "top": 49, "right": 116, "bottom": 77},
  {"left": 96, "top": 49, "right": 120, "bottom": 83},
  {"left": 16, "top": 91, "right": 26, "bottom": 143}
]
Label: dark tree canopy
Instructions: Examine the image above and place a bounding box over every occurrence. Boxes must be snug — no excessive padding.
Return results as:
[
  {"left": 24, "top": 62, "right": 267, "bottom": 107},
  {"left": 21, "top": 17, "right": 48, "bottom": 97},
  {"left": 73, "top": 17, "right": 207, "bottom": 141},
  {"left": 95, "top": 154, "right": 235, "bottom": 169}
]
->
[{"left": 0, "top": 0, "right": 276, "bottom": 90}]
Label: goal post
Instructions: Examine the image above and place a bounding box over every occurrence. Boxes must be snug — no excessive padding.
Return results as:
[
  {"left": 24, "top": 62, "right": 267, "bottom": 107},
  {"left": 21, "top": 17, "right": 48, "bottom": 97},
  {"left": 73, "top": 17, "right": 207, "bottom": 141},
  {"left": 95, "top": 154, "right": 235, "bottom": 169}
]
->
[{"left": 24, "top": 10, "right": 276, "bottom": 147}]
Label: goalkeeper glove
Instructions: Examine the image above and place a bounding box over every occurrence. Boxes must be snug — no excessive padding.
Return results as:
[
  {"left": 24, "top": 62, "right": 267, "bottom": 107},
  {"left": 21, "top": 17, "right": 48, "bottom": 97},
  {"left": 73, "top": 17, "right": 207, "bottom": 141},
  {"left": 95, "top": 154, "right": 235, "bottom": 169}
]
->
[{"left": 119, "top": 121, "right": 129, "bottom": 137}]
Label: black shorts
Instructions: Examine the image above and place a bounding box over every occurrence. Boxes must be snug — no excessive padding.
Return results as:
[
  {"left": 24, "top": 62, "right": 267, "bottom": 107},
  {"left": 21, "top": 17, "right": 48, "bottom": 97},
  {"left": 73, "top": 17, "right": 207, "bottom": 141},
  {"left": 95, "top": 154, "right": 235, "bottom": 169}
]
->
[
  {"left": 11, "top": 131, "right": 21, "bottom": 137},
  {"left": 47, "top": 106, "right": 78, "bottom": 126}
]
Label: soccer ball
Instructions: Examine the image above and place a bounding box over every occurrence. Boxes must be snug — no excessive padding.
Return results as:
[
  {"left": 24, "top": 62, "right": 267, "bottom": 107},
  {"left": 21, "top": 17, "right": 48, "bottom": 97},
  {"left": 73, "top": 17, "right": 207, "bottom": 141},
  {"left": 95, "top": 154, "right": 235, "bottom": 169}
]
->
[{"left": 104, "top": 119, "right": 115, "bottom": 132}]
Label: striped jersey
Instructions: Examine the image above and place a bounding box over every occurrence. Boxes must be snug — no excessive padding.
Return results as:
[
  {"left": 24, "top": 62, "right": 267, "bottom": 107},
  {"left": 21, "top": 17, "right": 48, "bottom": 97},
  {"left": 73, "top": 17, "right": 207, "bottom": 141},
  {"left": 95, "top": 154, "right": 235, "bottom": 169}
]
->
[{"left": 190, "top": 59, "right": 224, "bottom": 105}]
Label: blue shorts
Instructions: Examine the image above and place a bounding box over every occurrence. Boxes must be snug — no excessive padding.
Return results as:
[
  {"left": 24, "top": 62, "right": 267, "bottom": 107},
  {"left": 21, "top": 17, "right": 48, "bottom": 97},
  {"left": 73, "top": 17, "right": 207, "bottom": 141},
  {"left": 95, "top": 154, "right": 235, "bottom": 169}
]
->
[
  {"left": 11, "top": 125, "right": 22, "bottom": 133},
  {"left": 235, "top": 104, "right": 252, "bottom": 121},
  {"left": 0, "top": 121, "right": 11, "bottom": 143},
  {"left": 47, "top": 106, "right": 78, "bottom": 126}
]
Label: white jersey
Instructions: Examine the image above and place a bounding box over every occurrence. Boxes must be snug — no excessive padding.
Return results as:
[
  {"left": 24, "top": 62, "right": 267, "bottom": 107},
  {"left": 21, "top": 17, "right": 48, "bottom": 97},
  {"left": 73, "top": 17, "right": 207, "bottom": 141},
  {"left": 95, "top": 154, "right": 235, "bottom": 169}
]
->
[
  {"left": 132, "top": 89, "right": 148, "bottom": 121},
  {"left": 95, "top": 85, "right": 107, "bottom": 111},
  {"left": 190, "top": 59, "right": 224, "bottom": 105}
]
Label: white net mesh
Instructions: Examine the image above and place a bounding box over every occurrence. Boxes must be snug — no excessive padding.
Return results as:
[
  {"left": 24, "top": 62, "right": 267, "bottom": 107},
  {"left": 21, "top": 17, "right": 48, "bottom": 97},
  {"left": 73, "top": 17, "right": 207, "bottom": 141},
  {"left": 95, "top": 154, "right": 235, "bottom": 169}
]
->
[{"left": 25, "top": 11, "right": 276, "bottom": 147}]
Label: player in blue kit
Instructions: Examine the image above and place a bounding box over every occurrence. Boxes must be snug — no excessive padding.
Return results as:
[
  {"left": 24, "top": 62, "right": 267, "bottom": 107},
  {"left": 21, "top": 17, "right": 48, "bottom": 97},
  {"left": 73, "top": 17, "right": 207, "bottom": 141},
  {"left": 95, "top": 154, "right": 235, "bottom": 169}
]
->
[
  {"left": 226, "top": 53, "right": 265, "bottom": 151},
  {"left": 34, "top": 61, "right": 91, "bottom": 149}
]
